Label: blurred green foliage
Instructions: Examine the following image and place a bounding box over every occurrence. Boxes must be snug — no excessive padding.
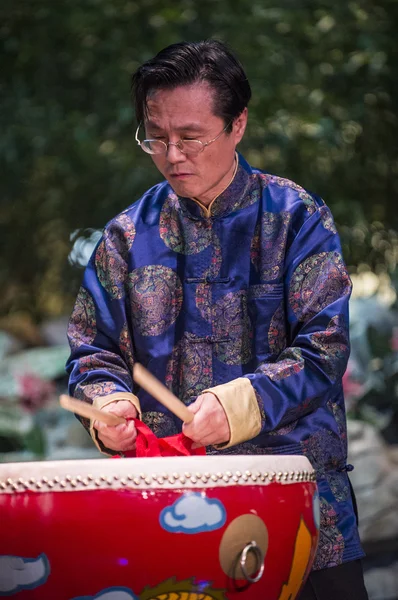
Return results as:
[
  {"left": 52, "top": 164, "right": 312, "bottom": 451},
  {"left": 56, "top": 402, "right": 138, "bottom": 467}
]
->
[{"left": 1, "top": 0, "right": 398, "bottom": 320}]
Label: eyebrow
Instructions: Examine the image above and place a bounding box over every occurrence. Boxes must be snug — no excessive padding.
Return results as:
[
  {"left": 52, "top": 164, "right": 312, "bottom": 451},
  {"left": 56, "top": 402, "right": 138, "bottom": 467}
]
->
[{"left": 145, "top": 121, "right": 205, "bottom": 133}]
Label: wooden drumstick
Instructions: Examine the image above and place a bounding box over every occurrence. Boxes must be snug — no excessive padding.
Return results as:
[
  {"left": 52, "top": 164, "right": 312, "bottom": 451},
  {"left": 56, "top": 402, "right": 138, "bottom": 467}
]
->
[
  {"left": 59, "top": 394, "right": 126, "bottom": 426},
  {"left": 133, "top": 363, "right": 194, "bottom": 424}
]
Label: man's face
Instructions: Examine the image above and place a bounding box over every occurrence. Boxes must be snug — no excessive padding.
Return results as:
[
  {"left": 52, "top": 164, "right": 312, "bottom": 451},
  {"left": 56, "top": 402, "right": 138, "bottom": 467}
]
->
[{"left": 143, "top": 83, "right": 247, "bottom": 205}]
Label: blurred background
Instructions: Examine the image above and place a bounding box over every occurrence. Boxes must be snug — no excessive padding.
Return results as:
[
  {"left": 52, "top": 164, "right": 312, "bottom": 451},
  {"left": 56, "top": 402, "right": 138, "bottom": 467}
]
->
[{"left": 1, "top": 1, "right": 398, "bottom": 597}]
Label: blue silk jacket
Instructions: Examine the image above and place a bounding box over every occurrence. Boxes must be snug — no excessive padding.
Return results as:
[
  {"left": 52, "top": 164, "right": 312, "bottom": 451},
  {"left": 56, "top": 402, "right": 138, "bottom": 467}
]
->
[{"left": 67, "top": 152, "right": 365, "bottom": 570}]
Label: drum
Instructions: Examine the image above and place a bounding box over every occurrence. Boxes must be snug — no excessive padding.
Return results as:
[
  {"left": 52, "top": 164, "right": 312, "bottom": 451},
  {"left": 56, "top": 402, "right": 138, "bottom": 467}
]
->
[{"left": 0, "top": 455, "right": 319, "bottom": 600}]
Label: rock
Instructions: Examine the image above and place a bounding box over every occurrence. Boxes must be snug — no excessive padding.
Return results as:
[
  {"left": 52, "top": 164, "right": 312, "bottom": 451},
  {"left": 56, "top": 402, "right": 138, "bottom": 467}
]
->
[
  {"left": 363, "top": 554, "right": 398, "bottom": 600},
  {"left": 348, "top": 419, "right": 398, "bottom": 545}
]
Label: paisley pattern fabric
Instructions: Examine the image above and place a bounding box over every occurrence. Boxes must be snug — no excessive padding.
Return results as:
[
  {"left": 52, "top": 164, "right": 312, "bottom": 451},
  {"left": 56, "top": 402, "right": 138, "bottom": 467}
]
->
[
  {"left": 328, "top": 472, "right": 350, "bottom": 503},
  {"left": 128, "top": 265, "right": 183, "bottom": 336},
  {"left": 165, "top": 332, "right": 213, "bottom": 403},
  {"left": 268, "top": 175, "right": 305, "bottom": 193},
  {"left": 75, "top": 381, "right": 118, "bottom": 401},
  {"left": 95, "top": 213, "right": 136, "bottom": 299},
  {"left": 207, "top": 441, "right": 273, "bottom": 455},
  {"left": 119, "top": 323, "right": 135, "bottom": 372},
  {"left": 254, "top": 388, "right": 266, "bottom": 431},
  {"left": 160, "top": 193, "right": 212, "bottom": 254},
  {"left": 249, "top": 283, "right": 278, "bottom": 299},
  {"left": 309, "top": 315, "right": 349, "bottom": 382},
  {"left": 206, "top": 234, "right": 223, "bottom": 280},
  {"left": 74, "top": 381, "right": 118, "bottom": 430},
  {"left": 67, "top": 152, "right": 362, "bottom": 570},
  {"left": 299, "top": 191, "right": 318, "bottom": 215},
  {"left": 268, "top": 301, "right": 286, "bottom": 356},
  {"left": 213, "top": 291, "right": 252, "bottom": 365},
  {"left": 115, "top": 212, "right": 136, "bottom": 250},
  {"left": 67, "top": 287, "right": 97, "bottom": 349},
  {"left": 265, "top": 176, "right": 316, "bottom": 214},
  {"left": 78, "top": 352, "right": 132, "bottom": 386},
  {"left": 289, "top": 252, "right": 351, "bottom": 322},
  {"left": 141, "top": 411, "right": 179, "bottom": 438},
  {"left": 313, "top": 498, "right": 345, "bottom": 570},
  {"left": 268, "top": 400, "right": 315, "bottom": 436},
  {"left": 327, "top": 400, "right": 347, "bottom": 440},
  {"left": 301, "top": 429, "right": 345, "bottom": 474},
  {"left": 301, "top": 429, "right": 350, "bottom": 502},
  {"left": 95, "top": 239, "right": 125, "bottom": 299},
  {"left": 256, "top": 347, "right": 305, "bottom": 381},
  {"left": 268, "top": 419, "right": 298, "bottom": 436},
  {"left": 195, "top": 234, "right": 223, "bottom": 322},
  {"left": 195, "top": 282, "right": 212, "bottom": 322},
  {"left": 209, "top": 166, "right": 260, "bottom": 217},
  {"left": 250, "top": 212, "right": 291, "bottom": 281},
  {"left": 319, "top": 205, "right": 338, "bottom": 234}
]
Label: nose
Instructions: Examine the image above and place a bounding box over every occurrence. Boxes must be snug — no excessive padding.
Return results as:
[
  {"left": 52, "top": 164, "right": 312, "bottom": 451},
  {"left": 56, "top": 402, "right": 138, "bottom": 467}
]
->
[{"left": 166, "top": 142, "right": 186, "bottom": 164}]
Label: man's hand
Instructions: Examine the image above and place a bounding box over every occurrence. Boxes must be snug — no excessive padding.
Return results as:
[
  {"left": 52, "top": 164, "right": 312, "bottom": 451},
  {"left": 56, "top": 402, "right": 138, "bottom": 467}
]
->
[
  {"left": 182, "top": 392, "right": 230, "bottom": 447},
  {"left": 93, "top": 400, "right": 138, "bottom": 452}
]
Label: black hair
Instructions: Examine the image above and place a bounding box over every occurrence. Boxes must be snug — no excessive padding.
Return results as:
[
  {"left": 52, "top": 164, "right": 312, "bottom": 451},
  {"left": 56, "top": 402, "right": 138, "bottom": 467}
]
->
[{"left": 131, "top": 39, "right": 251, "bottom": 132}]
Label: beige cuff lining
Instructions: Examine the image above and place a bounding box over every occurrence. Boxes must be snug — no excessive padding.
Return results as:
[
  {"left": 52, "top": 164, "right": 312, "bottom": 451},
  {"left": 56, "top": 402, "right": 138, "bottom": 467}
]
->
[
  {"left": 204, "top": 377, "right": 261, "bottom": 449},
  {"left": 89, "top": 392, "right": 141, "bottom": 455}
]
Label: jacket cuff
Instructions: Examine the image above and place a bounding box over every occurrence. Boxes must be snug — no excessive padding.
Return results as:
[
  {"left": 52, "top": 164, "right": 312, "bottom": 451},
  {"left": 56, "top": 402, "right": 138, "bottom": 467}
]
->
[
  {"left": 204, "top": 377, "right": 261, "bottom": 449},
  {"left": 89, "top": 392, "right": 141, "bottom": 455}
]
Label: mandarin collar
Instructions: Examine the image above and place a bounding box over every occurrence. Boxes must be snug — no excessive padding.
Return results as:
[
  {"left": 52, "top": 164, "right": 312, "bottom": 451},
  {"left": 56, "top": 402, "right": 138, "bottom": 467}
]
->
[{"left": 176, "top": 153, "right": 254, "bottom": 220}]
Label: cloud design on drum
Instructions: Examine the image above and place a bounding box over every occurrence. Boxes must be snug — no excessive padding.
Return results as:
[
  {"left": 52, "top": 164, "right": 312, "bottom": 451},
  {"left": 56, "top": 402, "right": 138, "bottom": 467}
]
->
[
  {"left": 72, "top": 586, "right": 138, "bottom": 600},
  {"left": 0, "top": 553, "right": 50, "bottom": 596},
  {"left": 159, "top": 492, "right": 226, "bottom": 534}
]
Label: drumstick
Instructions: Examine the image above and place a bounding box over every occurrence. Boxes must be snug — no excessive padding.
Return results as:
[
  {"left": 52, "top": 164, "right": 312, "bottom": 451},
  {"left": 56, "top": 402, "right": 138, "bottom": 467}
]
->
[
  {"left": 133, "top": 363, "right": 194, "bottom": 424},
  {"left": 59, "top": 394, "right": 126, "bottom": 426}
]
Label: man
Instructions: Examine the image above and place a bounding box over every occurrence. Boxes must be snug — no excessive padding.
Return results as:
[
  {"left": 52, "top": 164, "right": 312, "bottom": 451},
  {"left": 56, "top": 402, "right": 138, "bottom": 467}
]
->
[{"left": 66, "top": 40, "right": 368, "bottom": 599}]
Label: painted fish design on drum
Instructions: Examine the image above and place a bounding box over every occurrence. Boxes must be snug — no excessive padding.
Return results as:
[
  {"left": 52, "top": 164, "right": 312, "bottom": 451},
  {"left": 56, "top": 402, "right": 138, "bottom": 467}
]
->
[
  {"left": 139, "top": 578, "right": 227, "bottom": 600},
  {"left": 71, "top": 580, "right": 226, "bottom": 600}
]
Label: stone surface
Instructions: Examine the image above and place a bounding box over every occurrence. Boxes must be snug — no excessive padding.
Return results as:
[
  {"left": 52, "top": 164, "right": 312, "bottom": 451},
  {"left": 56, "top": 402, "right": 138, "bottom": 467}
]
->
[
  {"left": 348, "top": 419, "right": 398, "bottom": 599},
  {"left": 348, "top": 420, "right": 398, "bottom": 544},
  {"left": 364, "top": 555, "right": 398, "bottom": 600}
]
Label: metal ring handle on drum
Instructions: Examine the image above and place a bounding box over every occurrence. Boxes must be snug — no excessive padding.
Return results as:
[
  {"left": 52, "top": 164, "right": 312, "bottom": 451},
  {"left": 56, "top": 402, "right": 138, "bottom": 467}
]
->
[{"left": 239, "top": 540, "right": 265, "bottom": 583}]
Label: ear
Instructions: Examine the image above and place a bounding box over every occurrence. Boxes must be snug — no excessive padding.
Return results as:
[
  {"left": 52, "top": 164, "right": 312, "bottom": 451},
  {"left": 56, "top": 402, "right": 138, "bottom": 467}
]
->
[{"left": 233, "top": 108, "right": 248, "bottom": 144}]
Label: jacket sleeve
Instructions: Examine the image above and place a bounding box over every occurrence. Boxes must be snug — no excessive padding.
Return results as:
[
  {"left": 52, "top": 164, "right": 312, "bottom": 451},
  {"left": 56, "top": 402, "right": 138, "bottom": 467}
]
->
[
  {"left": 65, "top": 216, "right": 140, "bottom": 454},
  {"left": 206, "top": 202, "right": 352, "bottom": 448}
]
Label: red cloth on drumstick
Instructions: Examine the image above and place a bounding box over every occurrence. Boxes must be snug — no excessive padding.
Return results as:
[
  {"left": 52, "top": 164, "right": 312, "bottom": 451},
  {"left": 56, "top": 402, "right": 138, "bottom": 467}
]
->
[{"left": 114, "top": 418, "right": 206, "bottom": 458}]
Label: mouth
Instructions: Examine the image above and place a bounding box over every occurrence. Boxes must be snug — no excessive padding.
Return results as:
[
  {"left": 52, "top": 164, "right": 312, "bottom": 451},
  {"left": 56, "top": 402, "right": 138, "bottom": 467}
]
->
[{"left": 169, "top": 173, "right": 193, "bottom": 179}]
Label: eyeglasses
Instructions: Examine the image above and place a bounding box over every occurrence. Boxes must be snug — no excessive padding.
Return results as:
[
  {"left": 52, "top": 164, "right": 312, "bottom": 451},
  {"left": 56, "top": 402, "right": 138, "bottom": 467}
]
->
[{"left": 135, "top": 122, "right": 231, "bottom": 155}]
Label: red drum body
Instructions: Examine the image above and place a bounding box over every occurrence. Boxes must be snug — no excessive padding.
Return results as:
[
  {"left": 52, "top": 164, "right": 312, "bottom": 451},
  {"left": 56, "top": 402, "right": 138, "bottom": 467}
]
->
[{"left": 0, "top": 455, "right": 319, "bottom": 600}]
